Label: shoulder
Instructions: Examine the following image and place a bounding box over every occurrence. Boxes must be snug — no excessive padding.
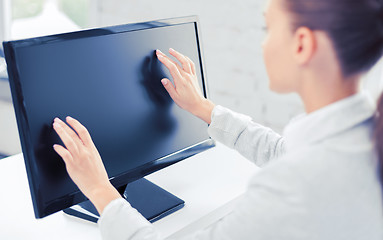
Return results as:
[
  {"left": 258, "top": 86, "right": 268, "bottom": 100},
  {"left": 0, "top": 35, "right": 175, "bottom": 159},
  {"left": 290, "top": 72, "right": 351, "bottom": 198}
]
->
[
  {"left": 252, "top": 139, "right": 378, "bottom": 193},
  {"left": 245, "top": 144, "right": 383, "bottom": 238},
  {"left": 247, "top": 132, "right": 380, "bottom": 211}
]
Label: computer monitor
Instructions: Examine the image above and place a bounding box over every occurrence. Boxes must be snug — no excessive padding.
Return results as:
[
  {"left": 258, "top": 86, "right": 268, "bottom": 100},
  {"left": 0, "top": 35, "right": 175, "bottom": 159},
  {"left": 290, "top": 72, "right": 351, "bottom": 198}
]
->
[{"left": 3, "top": 16, "right": 215, "bottom": 221}]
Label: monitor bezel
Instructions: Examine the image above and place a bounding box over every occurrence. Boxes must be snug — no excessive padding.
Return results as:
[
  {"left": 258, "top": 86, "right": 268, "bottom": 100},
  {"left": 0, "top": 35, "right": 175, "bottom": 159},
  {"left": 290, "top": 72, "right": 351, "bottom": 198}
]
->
[{"left": 3, "top": 15, "right": 215, "bottom": 218}]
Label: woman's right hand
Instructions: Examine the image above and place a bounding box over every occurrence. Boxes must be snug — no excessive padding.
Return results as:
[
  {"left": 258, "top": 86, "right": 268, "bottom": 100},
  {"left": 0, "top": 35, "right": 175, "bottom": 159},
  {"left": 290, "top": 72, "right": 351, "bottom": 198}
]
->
[{"left": 156, "top": 48, "right": 215, "bottom": 124}]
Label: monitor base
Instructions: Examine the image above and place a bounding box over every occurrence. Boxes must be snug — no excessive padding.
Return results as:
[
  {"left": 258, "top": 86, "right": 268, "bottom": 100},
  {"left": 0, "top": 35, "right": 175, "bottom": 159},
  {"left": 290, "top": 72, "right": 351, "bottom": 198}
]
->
[{"left": 63, "top": 178, "right": 185, "bottom": 223}]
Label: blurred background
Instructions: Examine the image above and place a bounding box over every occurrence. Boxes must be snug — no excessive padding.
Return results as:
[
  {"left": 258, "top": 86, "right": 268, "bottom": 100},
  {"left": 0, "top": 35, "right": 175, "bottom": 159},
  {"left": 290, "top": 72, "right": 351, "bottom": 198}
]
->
[{"left": 0, "top": 0, "right": 382, "bottom": 159}]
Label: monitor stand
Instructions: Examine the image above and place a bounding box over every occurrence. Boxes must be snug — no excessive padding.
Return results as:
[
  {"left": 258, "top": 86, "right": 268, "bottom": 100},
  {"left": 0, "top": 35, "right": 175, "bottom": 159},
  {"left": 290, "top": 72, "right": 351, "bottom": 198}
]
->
[{"left": 63, "top": 178, "right": 185, "bottom": 223}]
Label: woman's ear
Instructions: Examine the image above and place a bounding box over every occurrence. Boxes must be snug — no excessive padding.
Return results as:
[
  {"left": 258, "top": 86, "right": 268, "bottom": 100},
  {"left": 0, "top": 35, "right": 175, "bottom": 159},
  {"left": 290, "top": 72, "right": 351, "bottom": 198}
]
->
[{"left": 292, "top": 27, "right": 316, "bottom": 66}]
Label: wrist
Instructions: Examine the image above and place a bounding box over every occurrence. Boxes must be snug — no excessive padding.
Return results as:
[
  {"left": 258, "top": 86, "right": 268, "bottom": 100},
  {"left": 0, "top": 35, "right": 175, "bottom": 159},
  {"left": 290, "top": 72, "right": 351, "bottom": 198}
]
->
[
  {"left": 87, "top": 183, "right": 122, "bottom": 215},
  {"left": 192, "top": 98, "right": 215, "bottom": 124}
]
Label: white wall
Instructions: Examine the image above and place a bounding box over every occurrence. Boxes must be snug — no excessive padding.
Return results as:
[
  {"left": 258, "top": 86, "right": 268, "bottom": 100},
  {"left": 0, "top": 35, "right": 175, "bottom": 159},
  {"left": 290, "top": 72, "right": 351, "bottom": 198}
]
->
[
  {"left": 0, "top": 0, "right": 11, "bottom": 42},
  {"left": 0, "top": 0, "right": 382, "bottom": 156}
]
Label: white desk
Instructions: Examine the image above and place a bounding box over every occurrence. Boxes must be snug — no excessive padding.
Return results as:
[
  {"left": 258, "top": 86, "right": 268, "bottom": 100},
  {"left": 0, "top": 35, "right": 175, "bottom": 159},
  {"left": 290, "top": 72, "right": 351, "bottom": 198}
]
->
[{"left": 0, "top": 142, "right": 258, "bottom": 239}]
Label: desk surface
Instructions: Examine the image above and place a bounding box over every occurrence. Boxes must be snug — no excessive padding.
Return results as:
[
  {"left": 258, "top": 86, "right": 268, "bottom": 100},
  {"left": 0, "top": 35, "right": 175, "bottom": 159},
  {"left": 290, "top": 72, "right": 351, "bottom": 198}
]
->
[{"left": 0, "top": 142, "right": 258, "bottom": 240}]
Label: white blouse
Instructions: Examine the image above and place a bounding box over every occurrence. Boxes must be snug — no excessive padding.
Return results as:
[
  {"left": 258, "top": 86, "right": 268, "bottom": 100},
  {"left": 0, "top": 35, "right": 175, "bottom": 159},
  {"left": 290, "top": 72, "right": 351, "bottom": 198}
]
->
[{"left": 98, "top": 91, "right": 383, "bottom": 240}]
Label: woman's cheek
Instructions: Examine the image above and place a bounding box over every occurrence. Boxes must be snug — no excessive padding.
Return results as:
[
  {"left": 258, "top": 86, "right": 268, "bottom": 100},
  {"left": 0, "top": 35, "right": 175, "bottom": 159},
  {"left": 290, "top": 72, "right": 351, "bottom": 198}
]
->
[
  {"left": 263, "top": 32, "right": 295, "bottom": 93},
  {"left": 263, "top": 35, "right": 278, "bottom": 90}
]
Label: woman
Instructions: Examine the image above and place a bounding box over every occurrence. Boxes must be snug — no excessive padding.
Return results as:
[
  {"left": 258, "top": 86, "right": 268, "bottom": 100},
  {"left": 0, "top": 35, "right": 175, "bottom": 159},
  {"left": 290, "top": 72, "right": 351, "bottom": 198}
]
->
[{"left": 52, "top": 0, "right": 383, "bottom": 239}]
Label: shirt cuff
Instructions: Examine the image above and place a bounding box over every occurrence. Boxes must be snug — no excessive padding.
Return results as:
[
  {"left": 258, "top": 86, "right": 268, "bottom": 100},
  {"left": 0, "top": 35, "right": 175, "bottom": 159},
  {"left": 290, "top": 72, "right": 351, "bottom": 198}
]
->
[
  {"left": 207, "top": 105, "right": 252, "bottom": 148},
  {"left": 98, "top": 198, "right": 152, "bottom": 239}
]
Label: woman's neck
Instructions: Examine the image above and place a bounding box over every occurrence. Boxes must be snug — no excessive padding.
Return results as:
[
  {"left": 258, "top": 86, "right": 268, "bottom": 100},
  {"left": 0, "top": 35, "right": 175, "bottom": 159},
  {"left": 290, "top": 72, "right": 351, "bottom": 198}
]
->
[{"left": 298, "top": 73, "right": 361, "bottom": 114}]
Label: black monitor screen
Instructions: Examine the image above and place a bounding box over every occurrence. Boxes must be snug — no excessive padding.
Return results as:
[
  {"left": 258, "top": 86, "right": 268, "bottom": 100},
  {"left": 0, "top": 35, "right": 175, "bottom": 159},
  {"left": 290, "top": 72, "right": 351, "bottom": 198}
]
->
[{"left": 3, "top": 16, "right": 214, "bottom": 218}]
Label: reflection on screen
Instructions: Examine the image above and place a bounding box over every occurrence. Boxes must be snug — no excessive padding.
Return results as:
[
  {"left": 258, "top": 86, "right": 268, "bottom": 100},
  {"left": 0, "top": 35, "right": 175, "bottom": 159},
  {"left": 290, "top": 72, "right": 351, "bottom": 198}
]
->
[{"left": 13, "top": 23, "right": 210, "bottom": 203}]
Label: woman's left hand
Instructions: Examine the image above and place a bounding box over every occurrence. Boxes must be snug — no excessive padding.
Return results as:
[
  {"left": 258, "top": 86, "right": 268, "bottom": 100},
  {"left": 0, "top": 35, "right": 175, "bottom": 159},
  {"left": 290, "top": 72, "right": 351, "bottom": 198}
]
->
[{"left": 52, "top": 116, "right": 121, "bottom": 214}]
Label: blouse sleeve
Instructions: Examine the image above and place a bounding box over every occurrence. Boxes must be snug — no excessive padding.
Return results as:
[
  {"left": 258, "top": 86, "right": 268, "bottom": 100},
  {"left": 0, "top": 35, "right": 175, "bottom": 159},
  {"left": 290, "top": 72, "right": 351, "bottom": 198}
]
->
[
  {"left": 98, "top": 198, "right": 162, "bottom": 240},
  {"left": 98, "top": 159, "right": 304, "bottom": 240},
  {"left": 207, "top": 105, "right": 285, "bottom": 167}
]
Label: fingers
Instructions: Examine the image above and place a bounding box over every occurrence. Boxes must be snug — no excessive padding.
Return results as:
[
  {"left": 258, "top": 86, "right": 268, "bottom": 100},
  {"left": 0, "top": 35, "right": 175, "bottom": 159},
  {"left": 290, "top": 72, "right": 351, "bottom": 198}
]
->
[
  {"left": 156, "top": 49, "right": 181, "bottom": 70},
  {"left": 53, "top": 144, "right": 73, "bottom": 165},
  {"left": 185, "top": 56, "right": 196, "bottom": 75},
  {"left": 161, "top": 78, "right": 178, "bottom": 100},
  {"left": 156, "top": 50, "right": 183, "bottom": 82},
  {"left": 53, "top": 120, "right": 79, "bottom": 156},
  {"left": 54, "top": 118, "right": 82, "bottom": 145},
  {"left": 66, "top": 116, "right": 93, "bottom": 147},
  {"left": 168, "top": 48, "right": 192, "bottom": 74}
]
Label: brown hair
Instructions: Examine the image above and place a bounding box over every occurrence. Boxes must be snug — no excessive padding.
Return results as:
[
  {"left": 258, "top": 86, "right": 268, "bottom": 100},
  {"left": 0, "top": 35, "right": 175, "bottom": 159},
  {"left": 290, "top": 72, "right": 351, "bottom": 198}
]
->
[{"left": 283, "top": 0, "right": 383, "bottom": 179}]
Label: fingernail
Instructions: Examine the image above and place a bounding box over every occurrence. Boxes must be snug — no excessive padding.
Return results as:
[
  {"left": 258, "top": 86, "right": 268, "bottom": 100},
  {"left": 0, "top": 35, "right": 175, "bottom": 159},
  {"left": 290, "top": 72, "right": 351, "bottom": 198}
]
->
[
  {"left": 169, "top": 48, "right": 175, "bottom": 52},
  {"left": 53, "top": 122, "right": 60, "bottom": 128},
  {"left": 66, "top": 116, "right": 73, "bottom": 121},
  {"left": 53, "top": 144, "right": 57, "bottom": 149},
  {"left": 156, "top": 49, "right": 163, "bottom": 55},
  {"left": 161, "top": 79, "right": 167, "bottom": 85},
  {"left": 157, "top": 54, "right": 163, "bottom": 59}
]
